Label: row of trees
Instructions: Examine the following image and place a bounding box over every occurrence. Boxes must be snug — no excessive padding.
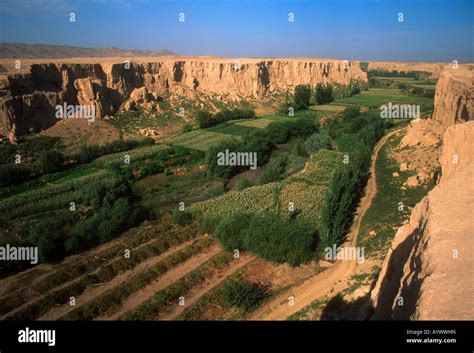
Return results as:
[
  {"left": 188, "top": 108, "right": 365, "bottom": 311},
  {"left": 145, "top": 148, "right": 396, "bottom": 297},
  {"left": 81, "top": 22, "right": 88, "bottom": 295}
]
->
[
  {"left": 321, "top": 109, "right": 385, "bottom": 248},
  {"left": 196, "top": 108, "right": 256, "bottom": 129},
  {"left": 281, "top": 81, "right": 364, "bottom": 114}
]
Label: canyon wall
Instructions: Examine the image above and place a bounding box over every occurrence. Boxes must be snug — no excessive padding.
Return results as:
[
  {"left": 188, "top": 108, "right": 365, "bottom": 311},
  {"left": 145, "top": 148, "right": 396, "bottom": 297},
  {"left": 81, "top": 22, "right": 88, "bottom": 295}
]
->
[
  {"left": 363, "top": 69, "right": 473, "bottom": 320},
  {"left": 432, "top": 68, "right": 473, "bottom": 130},
  {"left": 0, "top": 58, "right": 366, "bottom": 142}
]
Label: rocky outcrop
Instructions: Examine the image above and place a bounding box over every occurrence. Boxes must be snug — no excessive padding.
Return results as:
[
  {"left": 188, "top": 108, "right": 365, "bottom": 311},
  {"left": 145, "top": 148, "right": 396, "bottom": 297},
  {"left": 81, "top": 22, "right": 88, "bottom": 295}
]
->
[
  {"left": 438, "top": 122, "right": 474, "bottom": 183},
  {"left": 432, "top": 68, "right": 473, "bottom": 130},
  {"left": 0, "top": 58, "right": 366, "bottom": 142},
  {"left": 362, "top": 67, "right": 474, "bottom": 320},
  {"left": 365, "top": 155, "right": 474, "bottom": 320}
]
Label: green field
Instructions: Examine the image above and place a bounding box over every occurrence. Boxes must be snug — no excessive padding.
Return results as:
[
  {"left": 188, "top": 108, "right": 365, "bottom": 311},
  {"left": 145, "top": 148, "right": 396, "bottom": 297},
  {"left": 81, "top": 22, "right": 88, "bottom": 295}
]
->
[
  {"left": 375, "top": 76, "right": 437, "bottom": 89},
  {"left": 93, "top": 144, "right": 168, "bottom": 166},
  {"left": 310, "top": 104, "right": 347, "bottom": 112},
  {"left": 190, "top": 149, "right": 342, "bottom": 231},
  {"left": 335, "top": 88, "right": 433, "bottom": 110},
  {"left": 165, "top": 130, "right": 240, "bottom": 152},
  {"left": 357, "top": 133, "right": 436, "bottom": 257}
]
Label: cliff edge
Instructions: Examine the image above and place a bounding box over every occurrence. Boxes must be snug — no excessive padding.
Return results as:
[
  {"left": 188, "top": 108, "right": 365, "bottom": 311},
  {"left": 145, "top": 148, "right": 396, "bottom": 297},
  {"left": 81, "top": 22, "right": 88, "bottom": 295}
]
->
[{"left": 363, "top": 68, "right": 473, "bottom": 320}]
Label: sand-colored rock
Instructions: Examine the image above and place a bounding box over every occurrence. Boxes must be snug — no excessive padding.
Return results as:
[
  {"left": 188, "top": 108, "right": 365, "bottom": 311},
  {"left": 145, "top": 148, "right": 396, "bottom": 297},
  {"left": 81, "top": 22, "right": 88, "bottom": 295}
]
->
[
  {"left": 405, "top": 175, "right": 419, "bottom": 188},
  {"left": 365, "top": 160, "right": 474, "bottom": 320},
  {"left": 399, "top": 163, "right": 408, "bottom": 172},
  {"left": 0, "top": 58, "right": 367, "bottom": 141},
  {"left": 431, "top": 68, "right": 473, "bottom": 131},
  {"left": 439, "top": 121, "right": 474, "bottom": 183},
  {"left": 400, "top": 119, "right": 441, "bottom": 147}
]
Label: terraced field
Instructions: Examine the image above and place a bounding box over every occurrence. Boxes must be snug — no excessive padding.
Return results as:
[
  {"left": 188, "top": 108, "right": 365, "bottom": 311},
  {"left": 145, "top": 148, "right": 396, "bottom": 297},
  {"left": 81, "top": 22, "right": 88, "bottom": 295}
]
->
[
  {"left": 93, "top": 144, "right": 168, "bottom": 166},
  {"left": 166, "top": 130, "right": 239, "bottom": 152},
  {"left": 0, "top": 216, "right": 237, "bottom": 321}
]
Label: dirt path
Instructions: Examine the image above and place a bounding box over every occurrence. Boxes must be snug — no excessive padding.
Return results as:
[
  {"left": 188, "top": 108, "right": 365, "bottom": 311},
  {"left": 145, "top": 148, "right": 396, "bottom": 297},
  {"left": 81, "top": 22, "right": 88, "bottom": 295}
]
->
[
  {"left": 249, "top": 128, "right": 405, "bottom": 320},
  {"left": 160, "top": 254, "right": 256, "bottom": 320},
  {"left": 99, "top": 244, "right": 222, "bottom": 320}
]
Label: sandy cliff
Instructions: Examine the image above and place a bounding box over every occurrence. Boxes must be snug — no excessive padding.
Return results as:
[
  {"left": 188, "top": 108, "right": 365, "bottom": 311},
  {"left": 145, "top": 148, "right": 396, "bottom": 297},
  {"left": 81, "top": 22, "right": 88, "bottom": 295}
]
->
[
  {"left": 432, "top": 68, "right": 473, "bottom": 130},
  {"left": 0, "top": 58, "right": 366, "bottom": 142},
  {"left": 363, "top": 69, "right": 474, "bottom": 320}
]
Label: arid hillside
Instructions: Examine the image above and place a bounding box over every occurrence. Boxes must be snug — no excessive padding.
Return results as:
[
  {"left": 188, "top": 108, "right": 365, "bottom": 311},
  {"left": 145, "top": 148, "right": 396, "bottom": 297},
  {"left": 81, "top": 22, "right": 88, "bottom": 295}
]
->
[{"left": 0, "top": 42, "right": 175, "bottom": 59}]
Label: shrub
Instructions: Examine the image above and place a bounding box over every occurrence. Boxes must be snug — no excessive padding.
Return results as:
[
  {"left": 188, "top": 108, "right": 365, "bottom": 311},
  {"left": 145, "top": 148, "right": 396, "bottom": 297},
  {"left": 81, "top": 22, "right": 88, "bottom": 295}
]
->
[
  {"left": 260, "top": 155, "right": 287, "bottom": 184},
  {"left": 291, "top": 139, "right": 308, "bottom": 157},
  {"left": 29, "top": 216, "right": 67, "bottom": 262},
  {"left": 39, "top": 149, "right": 65, "bottom": 174},
  {"left": 213, "top": 213, "right": 252, "bottom": 251},
  {"left": 315, "top": 83, "right": 334, "bottom": 105},
  {"left": 304, "top": 131, "right": 332, "bottom": 152},
  {"left": 196, "top": 110, "right": 213, "bottom": 128},
  {"left": 236, "top": 177, "right": 254, "bottom": 191},
  {"left": 0, "top": 164, "right": 34, "bottom": 187},
  {"left": 172, "top": 210, "right": 193, "bottom": 226},
  {"left": 73, "top": 138, "right": 154, "bottom": 164},
  {"left": 221, "top": 277, "right": 269, "bottom": 312},
  {"left": 242, "top": 212, "right": 318, "bottom": 266}
]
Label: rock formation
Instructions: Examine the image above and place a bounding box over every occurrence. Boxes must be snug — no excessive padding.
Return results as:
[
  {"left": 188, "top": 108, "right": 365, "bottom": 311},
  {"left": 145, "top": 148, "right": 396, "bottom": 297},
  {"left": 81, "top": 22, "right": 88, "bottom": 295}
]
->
[
  {"left": 362, "top": 68, "right": 474, "bottom": 320},
  {"left": 0, "top": 58, "right": 366, "bottom": 142},
  {"left": 432, "top": 68, "right": 473, "bottom": 130}
]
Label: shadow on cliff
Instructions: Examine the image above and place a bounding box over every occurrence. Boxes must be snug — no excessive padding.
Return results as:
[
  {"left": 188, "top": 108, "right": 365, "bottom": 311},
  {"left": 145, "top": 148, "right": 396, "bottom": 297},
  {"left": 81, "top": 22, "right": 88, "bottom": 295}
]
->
[
  {"left": 320, "top": 217, "right": 429, "bottom": 321},
  {"left": 360, "top": 218, "right": 429, "bottom": 320}
]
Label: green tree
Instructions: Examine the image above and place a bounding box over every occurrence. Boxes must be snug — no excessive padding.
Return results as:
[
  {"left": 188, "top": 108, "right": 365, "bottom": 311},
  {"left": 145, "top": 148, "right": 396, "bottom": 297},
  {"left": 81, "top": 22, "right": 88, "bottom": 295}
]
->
[
  {"left": 39, "top": 150, "right": 65, "bottom": 174},
  {"left": 294, "top": 85, "right": 311, "bottom": 110}
]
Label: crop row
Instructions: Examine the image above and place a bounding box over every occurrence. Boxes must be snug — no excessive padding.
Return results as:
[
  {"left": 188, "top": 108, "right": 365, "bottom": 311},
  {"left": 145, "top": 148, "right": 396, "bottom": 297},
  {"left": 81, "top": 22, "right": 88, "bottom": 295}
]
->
[
  {"left": 0, "top": 170, "right": 111, "bottom": 213},
  {"left": 57, "top": 237, "right": 215, "bottom": 320},
  {"left": 0, "top": 222, "right": 198, "bottom": 318},
  {"left": 93, "top": 144, "right": 168, "bottom": 167},
  {"left": 119, "top": 253, "right": 234, "bottom": 320},
  {"left": 167, "top": 130, "right": 238, "bottom": 152}
]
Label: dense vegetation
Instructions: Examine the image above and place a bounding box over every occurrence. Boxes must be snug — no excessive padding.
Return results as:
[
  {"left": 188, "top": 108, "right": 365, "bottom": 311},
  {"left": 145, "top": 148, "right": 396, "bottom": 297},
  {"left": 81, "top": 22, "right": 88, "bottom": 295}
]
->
[
  {"left": 212, "top": 212, "right": 318, "bottom": 266},
  {"left": 321, "top": 108, "right": 386, "bottom": 248}
]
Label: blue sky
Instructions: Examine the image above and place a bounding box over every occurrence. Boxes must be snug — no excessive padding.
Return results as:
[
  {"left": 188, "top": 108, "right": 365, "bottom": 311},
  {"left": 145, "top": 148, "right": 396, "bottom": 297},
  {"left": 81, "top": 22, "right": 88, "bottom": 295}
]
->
[{"left": 0, "top": 0, "right": 472, "bottom": 61}]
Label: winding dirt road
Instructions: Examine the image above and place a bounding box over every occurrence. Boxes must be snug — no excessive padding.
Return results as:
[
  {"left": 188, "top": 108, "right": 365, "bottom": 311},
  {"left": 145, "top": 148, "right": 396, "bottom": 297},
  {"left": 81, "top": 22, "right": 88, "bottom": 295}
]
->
[{"left": 249, "top": 127, "right": 405, "bottom": 320}]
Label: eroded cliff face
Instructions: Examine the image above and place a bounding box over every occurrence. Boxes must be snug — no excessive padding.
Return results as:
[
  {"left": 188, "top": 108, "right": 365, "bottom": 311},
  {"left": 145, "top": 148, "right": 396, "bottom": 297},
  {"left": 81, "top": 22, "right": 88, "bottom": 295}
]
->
[
  {"left": 432, "top": 68, "right": 473, "bottom": 130},
  {"left": 0, "top": 58, "right": 366, "bottom": 142},
  {"left": 363, "top": 69, "right": 474, "bottom": 320}
]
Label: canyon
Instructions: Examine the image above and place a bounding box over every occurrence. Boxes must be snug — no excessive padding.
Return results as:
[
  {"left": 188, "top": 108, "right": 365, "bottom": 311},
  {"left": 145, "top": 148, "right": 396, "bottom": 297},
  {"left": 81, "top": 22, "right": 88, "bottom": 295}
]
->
[
  {"left": 363, "top": 68, "right": 473, "bottom": 320},
  {"left": 0, "top": 58, "right": 366, "bottom": 142}
]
